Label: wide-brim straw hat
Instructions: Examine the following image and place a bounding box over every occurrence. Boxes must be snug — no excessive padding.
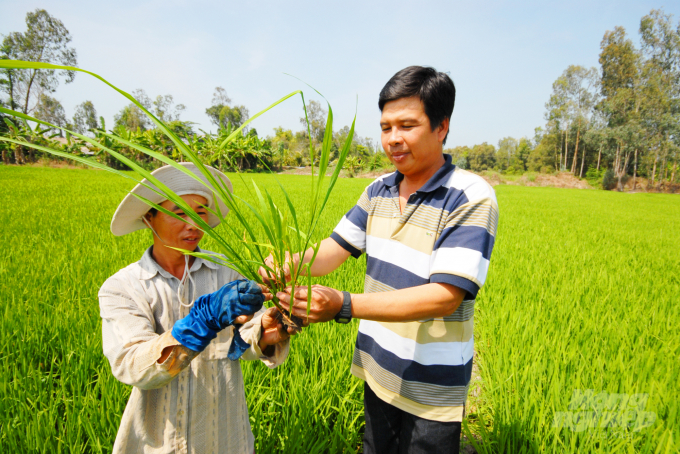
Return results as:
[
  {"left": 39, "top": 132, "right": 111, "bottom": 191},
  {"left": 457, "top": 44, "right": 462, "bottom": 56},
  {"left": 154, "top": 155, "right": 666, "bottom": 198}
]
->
[{"left": 111, "top": 162, "right": 232, "bottom": 236}]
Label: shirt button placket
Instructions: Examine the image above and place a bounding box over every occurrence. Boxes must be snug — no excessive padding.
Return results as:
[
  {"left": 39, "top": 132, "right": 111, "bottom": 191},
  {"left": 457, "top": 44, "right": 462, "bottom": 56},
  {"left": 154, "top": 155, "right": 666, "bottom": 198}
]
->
[
  {"left": 176, "top": 371, "right": 189, "bottom": 453},
  {"left": 175, "top": 280, "right": 189, "bottom": 454}
]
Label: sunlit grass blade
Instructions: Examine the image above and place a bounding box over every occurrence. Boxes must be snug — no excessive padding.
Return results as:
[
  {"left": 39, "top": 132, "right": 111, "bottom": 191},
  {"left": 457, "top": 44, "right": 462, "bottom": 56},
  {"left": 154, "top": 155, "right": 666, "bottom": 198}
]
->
[
  {"left": 218, "top": 91, "right": 302, "bottom": 149},
  {"left": 317, "top": 114, "right": 356, "bottom": 219},
  {"left": 316, "top": 104, "right": 334, "bottom": 197}
]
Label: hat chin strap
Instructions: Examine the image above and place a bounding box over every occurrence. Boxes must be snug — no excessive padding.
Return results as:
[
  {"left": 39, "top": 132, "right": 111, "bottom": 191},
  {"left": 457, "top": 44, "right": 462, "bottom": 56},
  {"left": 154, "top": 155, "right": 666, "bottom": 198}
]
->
[
  {"left": 177, "top": 255, "right": 196, "bottom": 308},
  {"left": 142, "top": 216, "right": 195, "bottom": 308},
  {"left": 142, "top": 216, "right": 168, "bottom": 245}
]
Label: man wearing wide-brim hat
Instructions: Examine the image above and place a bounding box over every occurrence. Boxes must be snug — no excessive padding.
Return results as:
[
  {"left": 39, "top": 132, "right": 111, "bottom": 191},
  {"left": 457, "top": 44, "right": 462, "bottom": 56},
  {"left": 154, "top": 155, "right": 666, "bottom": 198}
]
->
[{"left": 100, "top": 162, "right": 292, "bottom": 454}]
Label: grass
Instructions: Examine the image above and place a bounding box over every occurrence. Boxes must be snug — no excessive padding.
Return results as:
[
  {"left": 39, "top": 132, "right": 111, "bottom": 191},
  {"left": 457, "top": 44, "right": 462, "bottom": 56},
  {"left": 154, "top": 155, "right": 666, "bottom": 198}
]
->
[
  {"left": 466, "top": 186, "right": 680, "bottom": 453},
  {"left": 0, "top": 166, "right": 678, "bottom": 453}
]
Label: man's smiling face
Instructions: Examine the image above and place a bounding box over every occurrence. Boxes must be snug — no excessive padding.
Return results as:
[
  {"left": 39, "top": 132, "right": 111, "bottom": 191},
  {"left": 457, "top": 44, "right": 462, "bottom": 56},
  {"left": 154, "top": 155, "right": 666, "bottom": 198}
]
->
[
  {"left": 380, "top": 96, "right": 448, "bottom": 178},
  {"left": 145, "top": 194, "right": 209, "bottom": 251}
]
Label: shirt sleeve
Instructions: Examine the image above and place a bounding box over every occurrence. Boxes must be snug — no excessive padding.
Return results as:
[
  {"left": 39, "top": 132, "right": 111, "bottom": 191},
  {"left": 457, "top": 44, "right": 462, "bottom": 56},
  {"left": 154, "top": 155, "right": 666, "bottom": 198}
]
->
[
  {"left": 330, "top": 187, "right": 370, "bottom": 258},
  {"left": 238, "top": 308, "right": 289, "bottom": 368},
  {"left": 429, "top": 193, "right": 499, "bottom": 300},
  {"left": 99, "top": 278, "right": 190, "bottom": 390}
]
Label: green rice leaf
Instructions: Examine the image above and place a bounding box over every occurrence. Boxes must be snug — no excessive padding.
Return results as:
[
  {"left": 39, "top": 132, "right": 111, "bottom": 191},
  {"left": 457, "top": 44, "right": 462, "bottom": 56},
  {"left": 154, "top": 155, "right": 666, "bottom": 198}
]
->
[{"left": 218, "top": 90, "right": 302, "bottom": 149}]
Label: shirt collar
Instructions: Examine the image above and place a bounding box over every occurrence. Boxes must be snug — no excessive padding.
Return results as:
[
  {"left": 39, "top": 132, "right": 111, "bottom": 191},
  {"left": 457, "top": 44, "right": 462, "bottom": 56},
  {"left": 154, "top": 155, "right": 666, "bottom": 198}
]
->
[
  {"left": 138, "top": 246, "right": 219, "bottom": 280},
  {"left": 381, "top": 154, "right": 454, "bottom": 194}
]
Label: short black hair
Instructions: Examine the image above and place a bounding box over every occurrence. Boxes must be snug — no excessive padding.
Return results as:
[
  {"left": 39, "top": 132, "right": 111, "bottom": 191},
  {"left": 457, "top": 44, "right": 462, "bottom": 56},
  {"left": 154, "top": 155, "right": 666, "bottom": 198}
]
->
[{"left": 378, "top": 66, "right": 456, "bottom": 144}]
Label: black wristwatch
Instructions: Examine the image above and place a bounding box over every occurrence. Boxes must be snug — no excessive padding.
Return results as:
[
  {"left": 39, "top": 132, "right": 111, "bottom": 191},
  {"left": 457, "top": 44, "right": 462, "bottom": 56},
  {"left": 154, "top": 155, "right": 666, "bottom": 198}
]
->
[{"left": 334, "top": 291, "right": 352, "bottom": 324}]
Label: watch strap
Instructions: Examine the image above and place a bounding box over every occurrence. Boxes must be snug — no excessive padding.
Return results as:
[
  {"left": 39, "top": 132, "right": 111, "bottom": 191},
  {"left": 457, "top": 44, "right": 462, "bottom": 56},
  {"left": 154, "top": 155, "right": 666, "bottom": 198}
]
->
[{"left": 334, "top": 291, "right": 352, "bottom": 324}]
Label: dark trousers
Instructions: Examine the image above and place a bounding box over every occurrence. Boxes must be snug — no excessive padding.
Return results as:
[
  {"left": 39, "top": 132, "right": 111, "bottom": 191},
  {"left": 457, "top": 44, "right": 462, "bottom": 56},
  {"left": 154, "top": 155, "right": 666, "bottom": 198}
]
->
[{"left": 362, "top": 383, "right": 461, "bottom": 454}]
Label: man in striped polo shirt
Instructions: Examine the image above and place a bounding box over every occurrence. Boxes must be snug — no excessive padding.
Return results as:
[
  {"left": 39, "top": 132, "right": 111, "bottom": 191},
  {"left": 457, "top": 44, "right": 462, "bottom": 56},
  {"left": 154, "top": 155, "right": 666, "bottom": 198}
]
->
[{"left": 275, "top": 66, "right": 498, "bottom": 453}]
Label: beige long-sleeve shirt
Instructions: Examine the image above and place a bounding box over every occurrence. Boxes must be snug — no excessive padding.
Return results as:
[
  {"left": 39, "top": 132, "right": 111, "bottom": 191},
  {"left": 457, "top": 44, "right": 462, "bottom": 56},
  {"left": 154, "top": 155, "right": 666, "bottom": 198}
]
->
[{"left": 99, "top": 247, "right": 288, "bottom": 454}]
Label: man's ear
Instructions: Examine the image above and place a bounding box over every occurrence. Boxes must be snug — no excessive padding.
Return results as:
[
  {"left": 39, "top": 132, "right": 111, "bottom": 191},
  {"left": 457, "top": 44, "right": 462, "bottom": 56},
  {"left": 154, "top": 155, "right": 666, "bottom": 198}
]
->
[{"left": 437, "top": 118, "right": 450, "bottom": 143}]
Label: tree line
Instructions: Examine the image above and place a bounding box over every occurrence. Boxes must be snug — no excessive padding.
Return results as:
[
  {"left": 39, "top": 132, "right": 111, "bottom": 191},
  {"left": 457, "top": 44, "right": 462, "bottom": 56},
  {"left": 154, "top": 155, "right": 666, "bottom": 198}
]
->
[
  {"left": 447, "top": 8, "right": 679, "bottom": 191},
  {"left": 0, "top": 9, "right": 385, "bottom": 175},
  {"left": 2, "top": 8, "right": 678, "bottom": 189}
]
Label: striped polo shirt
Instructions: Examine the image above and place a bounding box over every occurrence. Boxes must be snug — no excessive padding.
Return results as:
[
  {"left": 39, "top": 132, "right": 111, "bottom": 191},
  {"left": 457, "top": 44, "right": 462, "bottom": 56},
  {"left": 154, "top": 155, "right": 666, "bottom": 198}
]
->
[{"left": 330, "top": 154, "right": 498, "bottom": 422}]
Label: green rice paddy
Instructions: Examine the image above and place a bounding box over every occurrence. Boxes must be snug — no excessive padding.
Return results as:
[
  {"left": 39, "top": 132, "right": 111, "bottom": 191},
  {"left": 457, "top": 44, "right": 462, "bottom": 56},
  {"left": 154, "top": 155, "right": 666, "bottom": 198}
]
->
[{"left": 0, "top": 166, "right": 678, "bottom": 453}]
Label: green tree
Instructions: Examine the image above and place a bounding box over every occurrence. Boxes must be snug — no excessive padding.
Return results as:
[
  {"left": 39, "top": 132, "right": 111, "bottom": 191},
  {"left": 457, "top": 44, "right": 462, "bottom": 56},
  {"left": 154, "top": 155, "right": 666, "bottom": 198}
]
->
[
  {"left": 300, "top": 100, "right": 326, "bottom": 143},
  {"left": 34, "top": 93, "right": 66, "bottom": 136},
  {"left": 333, "top": 125, "right": 353, "bottom": 160},
  {"left": 468, "top": 142, "right": 496, "bottom": 172},
  {"left": 219, "top": 105, "right": 249, "bottom": 130},
  {"left": 638, "top": 9, "right": 680, "bottom": 189},
  {"left": 496, "top": 137, "right": 518, "bottom": 172},
  {"left": 445, "top": 145, "right": 470, "bottom": 169},
  {"left": 0, "top": 36, "right": 21, "bottom": 111},
  {"left": 546, "top": 66, "right": 600, "bottom": 175},
  {"left": 564, "top": 66, "right": 599, "bottom": 176},
  {"left": 166, "top": 120, "right": 194, "bottom": 137},
  {"left": 114, "top": 88, "right": 151, "bottom": 131},
  {"left": 153, "top": 94, "right": 186, "bottom": 123},
  {"left": 205, "top": 86, "right": 249, "bottom": 131},
  {"left": 584, "top": 112, "right": 609, "bottom": 174},
  {"left": 599, "top": 26, "right": 642, "bottom": 190},
  {"left": 205, "top": 86, "right": 229, "bottom": 127},
  {"left": 1, "top": 9, "right": 77, "bottom": 114},
  {"left": 545, "top": 75, "right": 570, "bottom": 170},
  {"left": 114, "top": 105, "right": 149, "bottom": 131},
  {"left": 114, "top": 89, "right": 188, "bottom": 132},
  {"left": 528, "top": 136, "right": 558, "bottom": 173},
  {"left": 72, "top": 100, "right": 99, "bottom": 134},
  {"left": 515, "top": 138, "right": 533, "bottom": 172}
]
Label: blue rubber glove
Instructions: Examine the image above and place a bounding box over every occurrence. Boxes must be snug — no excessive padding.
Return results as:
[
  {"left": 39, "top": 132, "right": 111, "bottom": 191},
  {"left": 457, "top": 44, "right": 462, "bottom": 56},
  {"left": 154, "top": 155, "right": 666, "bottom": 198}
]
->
[
  {"left": 227, "top": 330, "right": 251, "bottom": 361},
  {"left": 172, "top": 279, "right": 265, "bottom": 357}
]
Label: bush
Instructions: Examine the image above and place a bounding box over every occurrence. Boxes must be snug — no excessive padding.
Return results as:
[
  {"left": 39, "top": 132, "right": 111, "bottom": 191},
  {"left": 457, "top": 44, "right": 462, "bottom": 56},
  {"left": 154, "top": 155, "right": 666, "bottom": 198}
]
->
[
  {"left": 505, "top": 166, "right": 523, "bottom": 175},
  {"left": 364, "top": 152, "right": 391, "bottom": 172},
  {"left": 454, "top": 156, "right": 468, "bottom": 170},
  {"left": 585, "top": 166, "right": 603, "bottom": 180},
  {"left": 602, "top": 169, "right": 616, "bottom": 190},
  {"left": 585, "top": 166, "right": 604, "bottom": 187},
  {"left": 468, "top": 143, "right": 496, "bottom": 172}
]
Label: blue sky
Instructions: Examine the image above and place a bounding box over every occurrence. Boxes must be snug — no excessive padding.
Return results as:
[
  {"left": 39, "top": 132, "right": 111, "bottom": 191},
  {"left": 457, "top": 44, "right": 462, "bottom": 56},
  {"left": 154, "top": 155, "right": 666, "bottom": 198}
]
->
[{"left": 2, "top": 0, "right": 679, "bottom": 148}]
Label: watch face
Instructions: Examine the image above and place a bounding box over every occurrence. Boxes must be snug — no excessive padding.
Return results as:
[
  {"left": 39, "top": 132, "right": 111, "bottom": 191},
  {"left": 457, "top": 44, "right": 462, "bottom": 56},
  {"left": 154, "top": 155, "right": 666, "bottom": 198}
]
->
[{"left": 337, "top": 317, "right": 350, "bottom": 324}]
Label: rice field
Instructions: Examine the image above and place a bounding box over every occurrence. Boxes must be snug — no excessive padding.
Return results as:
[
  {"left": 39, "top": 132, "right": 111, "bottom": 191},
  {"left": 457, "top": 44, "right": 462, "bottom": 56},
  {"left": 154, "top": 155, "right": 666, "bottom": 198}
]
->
[{"left": 0, "top": 166, "right": 678, "bottom": 453}]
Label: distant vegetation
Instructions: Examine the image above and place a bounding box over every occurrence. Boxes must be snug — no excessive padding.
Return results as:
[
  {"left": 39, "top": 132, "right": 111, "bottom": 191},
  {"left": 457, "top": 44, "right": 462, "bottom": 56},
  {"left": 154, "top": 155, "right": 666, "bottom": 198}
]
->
[
  {"left": 0, "top": 10, "right": 385, "bottom": 176},
  {"left": 446, "top": 8, "right": 680, "bottom": 193},
  {"left": 1, "top": 8, "right": 679, "bottom": 191}
]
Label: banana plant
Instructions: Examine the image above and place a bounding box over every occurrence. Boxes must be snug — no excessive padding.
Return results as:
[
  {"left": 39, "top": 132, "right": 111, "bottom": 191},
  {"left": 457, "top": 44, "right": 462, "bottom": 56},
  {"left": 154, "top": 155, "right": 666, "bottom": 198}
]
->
[
  {"left": 0, "top": 60, "right": 355, "bottom": 329},
  {"left": 344, "top": 155, "right": 362, "bottom": 177},
  {"left": 3, "top": 117, "right": 60, "bottom": 163}
]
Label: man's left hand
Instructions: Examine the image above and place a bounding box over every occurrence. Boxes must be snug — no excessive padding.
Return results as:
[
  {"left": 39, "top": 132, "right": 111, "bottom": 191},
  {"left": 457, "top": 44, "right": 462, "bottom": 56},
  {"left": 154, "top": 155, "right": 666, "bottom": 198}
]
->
[{"left": 276, "top": 285, "right": 344, "bottom": 324}]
